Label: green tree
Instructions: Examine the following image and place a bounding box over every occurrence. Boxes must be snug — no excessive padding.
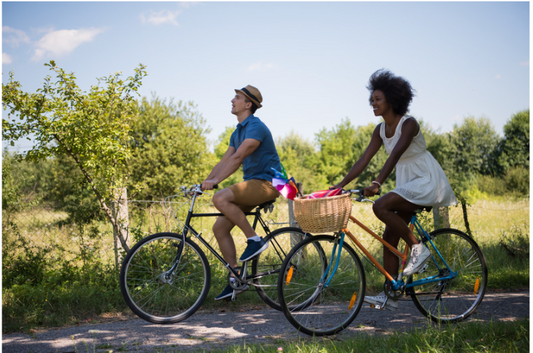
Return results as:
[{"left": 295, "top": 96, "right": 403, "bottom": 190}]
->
[
  {"left": 495, "top": 109, "right": 529, "bottom": 174},
  {"left": 436, "top": 116, "right": 500, "bottom": 199},
  {"left": 2, "top": 61, "right": 146, "bottom": 252},
  {"left": 309, "top": 119, "right": 390, "bottom": 190},
  {"left": 449, "top": 116, "right": 500, "bottom": 177},
  {"left": 310, "top": 119, "right": 359, "bottom": 188},
  {"left": 276, "top": 131, "right": 322, "bottom": 193},
  {"left": 2, "top": 151, "right": 34, "bottom": 214},
  {"left": 128, "top": 96, "right": 215, "bottom": 199}
]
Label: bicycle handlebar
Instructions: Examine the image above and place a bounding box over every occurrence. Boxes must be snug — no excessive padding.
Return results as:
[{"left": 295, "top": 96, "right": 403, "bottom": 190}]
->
[
  {"left": 178, "top": 184, "right": 218, "bottom": 197},
  {"left": 344, "top": 188, "right": 381, "bottom": 203}
]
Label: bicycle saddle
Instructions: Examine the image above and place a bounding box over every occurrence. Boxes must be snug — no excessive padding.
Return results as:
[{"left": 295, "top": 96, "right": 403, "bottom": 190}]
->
[
  {"left": 414, "top": 206, "right": 433, "bottom": 214},
  {"left": 256, "top": 199, "right": 276, "bottom": 213}
]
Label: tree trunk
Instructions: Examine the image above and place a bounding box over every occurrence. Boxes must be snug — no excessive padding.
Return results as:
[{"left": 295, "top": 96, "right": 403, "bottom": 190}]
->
[
  {"left": 432, "top": 207, "right": 450, "bottom": 229},
  {"left": 461, "top": 201, "right": 473, "bottom": 238},
  {"left": 111, "top": 187, "right": 130, "bottom": 270}
]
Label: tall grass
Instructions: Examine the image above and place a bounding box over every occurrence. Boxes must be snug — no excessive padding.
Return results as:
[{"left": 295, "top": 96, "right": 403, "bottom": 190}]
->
[{"left": 2, "top": 197, "right": 529, "bottom": 333}]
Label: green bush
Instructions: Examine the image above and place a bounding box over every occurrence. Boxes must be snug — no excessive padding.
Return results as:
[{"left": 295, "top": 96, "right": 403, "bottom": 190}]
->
[
  {"left": 504, "top": 166, "right": 529, "bottom": 195},
  {"left": 477, "top": 174, "right": 507, "bottom": 196}
]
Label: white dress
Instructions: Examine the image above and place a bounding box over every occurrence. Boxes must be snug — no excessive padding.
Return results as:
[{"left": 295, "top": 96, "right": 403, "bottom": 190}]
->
[{"left": 380, "top": 116, "right": 457, "bottom": 207}]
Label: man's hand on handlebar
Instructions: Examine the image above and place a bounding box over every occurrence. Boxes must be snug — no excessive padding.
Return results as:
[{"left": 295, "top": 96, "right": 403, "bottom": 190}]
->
[{"left": 200, "top": 179, "right": 218, "bottom": 191}]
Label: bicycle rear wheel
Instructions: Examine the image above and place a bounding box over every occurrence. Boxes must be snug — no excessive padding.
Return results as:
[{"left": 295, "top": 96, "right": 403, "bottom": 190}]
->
[
  {"left": 120, "top": 232, "right": 210, "bottom": 324},
  {"left": 408, "top": 228, "right": 488, "bottom": 323},
  {"left": 252, "top": 227, "right": 310, "bottom": 311},
  {"left": 278, "top": 234, "right": 366, "bottom": 336}
]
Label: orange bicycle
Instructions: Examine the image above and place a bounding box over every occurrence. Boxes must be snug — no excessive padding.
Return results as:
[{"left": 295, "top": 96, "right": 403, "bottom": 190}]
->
[{"left": 277, "top": 189, "right": 488, "bottom": 336}]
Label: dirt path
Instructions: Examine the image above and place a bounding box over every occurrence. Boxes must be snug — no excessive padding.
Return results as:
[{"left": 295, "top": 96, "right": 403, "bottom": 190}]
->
[{"left": 3, "top": 291, "right": 529, "bottom": 353}]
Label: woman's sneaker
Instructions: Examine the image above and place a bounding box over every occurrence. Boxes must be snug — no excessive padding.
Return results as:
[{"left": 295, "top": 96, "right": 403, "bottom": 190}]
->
[
  {"left": 364, "top": 292, "right": 398, "bottom": 310},
  {"left": 403, "top": 243, "right": 431, "bottom": 276}
]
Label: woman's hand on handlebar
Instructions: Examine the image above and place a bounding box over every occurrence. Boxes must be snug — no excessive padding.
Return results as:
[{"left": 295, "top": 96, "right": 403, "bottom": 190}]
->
[{"left": 363, "top": 183, "right": 380, "bottom": 197}]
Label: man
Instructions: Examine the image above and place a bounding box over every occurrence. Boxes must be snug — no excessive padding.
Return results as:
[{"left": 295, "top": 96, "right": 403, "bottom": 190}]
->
[{"left": 201, "top": 85, "right": 281, "bottom": 300}]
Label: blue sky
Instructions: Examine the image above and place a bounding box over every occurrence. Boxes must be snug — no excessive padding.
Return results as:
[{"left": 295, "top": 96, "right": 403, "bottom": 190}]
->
[{"left": 2, "top": 1, "right": 530, "bottom": 153}]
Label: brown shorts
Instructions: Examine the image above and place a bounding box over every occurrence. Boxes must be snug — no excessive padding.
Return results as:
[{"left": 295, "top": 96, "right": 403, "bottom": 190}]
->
[{"left": 228, "top": 179, "right": 280, "bottom": 212}]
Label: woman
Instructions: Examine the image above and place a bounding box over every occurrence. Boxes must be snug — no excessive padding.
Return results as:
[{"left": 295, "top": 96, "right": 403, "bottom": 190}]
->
[{"left": 332, "top": 69, "right": 457, "bottom": 310}]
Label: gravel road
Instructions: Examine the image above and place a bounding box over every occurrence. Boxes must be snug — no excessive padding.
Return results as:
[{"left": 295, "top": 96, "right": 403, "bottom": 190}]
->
[{"left": 3, "top": 291, "right": 529, "bottom": 353}]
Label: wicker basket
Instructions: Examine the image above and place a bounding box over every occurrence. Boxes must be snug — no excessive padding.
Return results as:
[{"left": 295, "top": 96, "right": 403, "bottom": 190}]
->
[{"left": 294, "top": 193, "right": 352, "bottom": 233}]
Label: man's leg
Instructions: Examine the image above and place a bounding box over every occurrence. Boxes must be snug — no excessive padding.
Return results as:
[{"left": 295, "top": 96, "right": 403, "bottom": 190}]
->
[
  {"left": 213, "top": 180, "right": 279, "bottom": 263},
  {"left": 212, "top": 215, "right": 238, "bottom": 268},
  {"left": 212, "top": 188, "right": 256, "bottom": 238},
  {"left": 212, "top": 213, "right": 250, "bottom": 301}
]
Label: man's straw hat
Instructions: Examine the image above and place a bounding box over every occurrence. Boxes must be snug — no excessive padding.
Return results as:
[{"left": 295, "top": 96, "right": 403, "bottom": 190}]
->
[{"left": 235, "top": 85, "right": 262, "bottom": 108}]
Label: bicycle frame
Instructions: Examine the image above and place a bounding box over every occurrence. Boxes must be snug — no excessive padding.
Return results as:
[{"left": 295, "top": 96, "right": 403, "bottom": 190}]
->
[
  {"left": 171, "top": 189, "right": 274, "bottom": 281},
  {"left": 338, "top": 213, "right": 458, "bottom": 293},
  {"left": 405, "top": 215, "right": 458, "bottom": 290}
]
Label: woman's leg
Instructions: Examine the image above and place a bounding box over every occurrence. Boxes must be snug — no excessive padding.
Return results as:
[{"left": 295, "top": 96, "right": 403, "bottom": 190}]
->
[{"left": 373, "top": 192, "right": 421, "bottom": 277}]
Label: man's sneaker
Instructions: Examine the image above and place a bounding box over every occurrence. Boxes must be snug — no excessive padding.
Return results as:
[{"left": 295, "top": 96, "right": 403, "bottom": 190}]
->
[
  {"left": 403, "top": 243, "right": 431, "bottom": 276},
  {"left": 214, "top": 284, "right": 249, "bottom": 301},
  {"left": 364, "top": 292, "right": 399, "bottom": 311},
  {"left": 239, "top": 237, "right": 269, "bottom": 262}
]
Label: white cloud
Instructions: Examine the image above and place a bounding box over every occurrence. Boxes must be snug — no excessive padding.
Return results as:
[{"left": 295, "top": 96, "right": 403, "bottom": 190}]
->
[
  {"left": 140, "top": 10, "right": 180, "bottom": 26},
  {"left": 31, "top": 28, "right": 105, "bottom": 62},
  {"left": 3, "top": 26, "right": 30, "bottom": 47},
  {"left": 3, "top": 52, "right": 13, "bottom": 64},
  {"left": 247, "top": 61, "right": 276, "bottom": 72}
]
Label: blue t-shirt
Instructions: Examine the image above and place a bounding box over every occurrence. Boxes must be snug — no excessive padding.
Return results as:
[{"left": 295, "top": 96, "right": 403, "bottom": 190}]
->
[{"left": 229, "top": 115, "right": 281, "bottom": 181}]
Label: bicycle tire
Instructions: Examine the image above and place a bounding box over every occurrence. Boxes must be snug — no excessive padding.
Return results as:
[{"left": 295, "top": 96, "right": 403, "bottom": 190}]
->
[
  {"left": 278, "top": 234, "right": 366, "bottom": 336},
  {"left": 408, "top": 228, "right": 488, "bottom": 323},
  {"left": 251, "top": 227, "right": 310, "bottom": 311},
  {"left": 120, "top": 232, "right": 211, "bottom": 324}
]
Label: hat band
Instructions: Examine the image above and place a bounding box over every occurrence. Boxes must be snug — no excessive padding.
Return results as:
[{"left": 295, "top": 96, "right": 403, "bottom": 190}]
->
[{"left": 241, "top": 87, "right": 260, "bottom": 105}]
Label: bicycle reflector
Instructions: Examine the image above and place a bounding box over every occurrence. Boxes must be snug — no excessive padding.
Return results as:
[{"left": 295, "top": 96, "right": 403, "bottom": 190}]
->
[
  {"left": 349, "top": 292, "right": 357, "bottom": 310},
  {"left": 286, "top": 266, "right": 294, "bottom": 285},
  {"left": 474, "top": 277, "right": 480, "bottom": 295}
]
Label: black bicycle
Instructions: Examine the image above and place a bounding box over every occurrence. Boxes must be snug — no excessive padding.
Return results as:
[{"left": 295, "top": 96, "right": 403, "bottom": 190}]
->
[{"left": 119, "top": 184, "right": 308, "bottom": 324}]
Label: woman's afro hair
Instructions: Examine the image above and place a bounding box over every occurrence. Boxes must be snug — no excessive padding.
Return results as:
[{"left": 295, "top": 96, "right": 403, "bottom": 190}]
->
[{"left": 367, "top": 69, "right": 415, "bottom": 116}]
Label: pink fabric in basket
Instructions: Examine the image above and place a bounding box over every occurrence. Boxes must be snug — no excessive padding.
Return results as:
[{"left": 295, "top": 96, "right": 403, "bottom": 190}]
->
[{"left": 306, "top": 188, "right": 342, "bottom": 199}]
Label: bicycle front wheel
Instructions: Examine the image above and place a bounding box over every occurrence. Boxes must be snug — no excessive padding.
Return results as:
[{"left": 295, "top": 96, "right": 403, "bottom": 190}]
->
[
  {"left": 252, "top": 227, "right": 310, "bottom": 311},
  {"left": 120, "top": 232, "right": 210, "bottom": 324},
  {"left": 408, "top": 228, "right": 488, "bottom": 323},
  {"left": 278, "top": 234, "right": 366, "bottom": 336}
]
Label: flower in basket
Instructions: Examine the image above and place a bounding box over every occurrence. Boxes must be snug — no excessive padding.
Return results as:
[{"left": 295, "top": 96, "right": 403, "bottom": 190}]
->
[{"left": 272, "top": 165, "right": 299, "bottom": 200}]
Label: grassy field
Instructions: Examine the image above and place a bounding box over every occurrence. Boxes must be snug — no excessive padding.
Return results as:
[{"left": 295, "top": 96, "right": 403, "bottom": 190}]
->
[{"left": 2, "top": 197, "right": 529, "bottom": 334}]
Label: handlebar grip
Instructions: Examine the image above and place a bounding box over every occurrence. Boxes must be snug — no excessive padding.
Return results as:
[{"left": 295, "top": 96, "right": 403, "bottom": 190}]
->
[{"left": 199, "top": 183, "right": 218, "bottom": 191}]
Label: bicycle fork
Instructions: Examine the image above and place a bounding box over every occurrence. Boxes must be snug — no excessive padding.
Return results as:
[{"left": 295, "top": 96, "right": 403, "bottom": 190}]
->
[
  {"left": 307, "top": 232, "right": 346, "bottom": 295},
  {"left": 160, "top": 235, "right": 187, "bottom": 284}
]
